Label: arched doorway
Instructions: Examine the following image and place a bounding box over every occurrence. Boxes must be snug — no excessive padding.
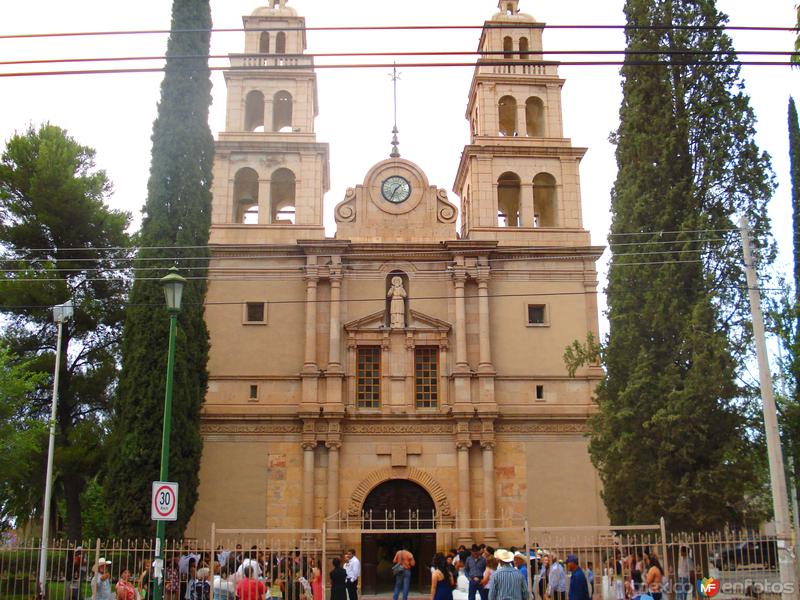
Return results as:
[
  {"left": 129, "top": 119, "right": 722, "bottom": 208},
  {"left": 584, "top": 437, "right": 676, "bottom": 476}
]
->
[{"left": 360, "top": 480, "right": 436, "bottom": 595}]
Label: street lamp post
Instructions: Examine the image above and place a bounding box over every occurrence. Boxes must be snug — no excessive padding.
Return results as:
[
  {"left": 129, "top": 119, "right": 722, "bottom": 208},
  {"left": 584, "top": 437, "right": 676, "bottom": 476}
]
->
[
  {"left": 153, "top": 268, "right": 186, "bottom": 600},
  {"left": 38, "top": 300, "right": 74, "bottom": 600}
]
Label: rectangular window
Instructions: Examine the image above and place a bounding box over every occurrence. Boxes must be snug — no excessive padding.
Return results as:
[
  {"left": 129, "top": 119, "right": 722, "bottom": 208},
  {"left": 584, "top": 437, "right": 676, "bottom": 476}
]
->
[
  {"left": 357, "top": 347, "right": 381, "bottom": 408},
  {"left": 249, "top": 385, "right": 258, "bottom": 401},
  {"left": 415, "top": 347, "right": 439, "bottom": 408},
  {"left": 527, "top": 304, "right": 546, "bottom": 325},
  {"left": 246, "top": 302, "right": 265, "bottom": 323},
  {"left": 536, "top": 385, "right": 545, "bottom": 400}
]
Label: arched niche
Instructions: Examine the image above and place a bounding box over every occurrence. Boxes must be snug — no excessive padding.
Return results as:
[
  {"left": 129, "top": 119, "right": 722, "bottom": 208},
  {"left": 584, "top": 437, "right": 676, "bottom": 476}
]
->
[
  {"left": 533, "top": 172, "right": 558, "bottom": 227},
  {"left": 273, "top": 90, "right": 293, "bottom": 132},
  {"left": 503, "top": 36, "right": 514, "bottom": 57},
  {"left": 498, "top": 95, "right": 517, "bottom": 137},
  {"left": 276, "top": 31, "right": 287, "bottom": 54},
  {"left": 497, "top": 171, "right": 521, "bottom": 227},
  {"left": 519, "top": 37, "right": 530, "bottom": 60},
  {"left": 384, "top": 270, "right": 410, "bottom": 327},
  {"left": 259, "top": 31, "right": 270, "bottom": 54},
  {"left": 271, "top": 168, "right": 296, "bottom": 223},
  {"left": 526, "top": 97, "right": 545, "bottom": 137},
  {"left": 233, "top": 167, "right": 259, "bottom": 224},
  {"left": 244, "top": 90, "right": 265, "bottom": 132}
]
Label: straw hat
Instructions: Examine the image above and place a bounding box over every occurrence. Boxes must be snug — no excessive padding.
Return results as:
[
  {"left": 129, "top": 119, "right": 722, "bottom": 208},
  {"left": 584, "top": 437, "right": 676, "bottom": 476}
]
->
[{"left": 494, "top": 549, "right": 514, "bottom": 563}]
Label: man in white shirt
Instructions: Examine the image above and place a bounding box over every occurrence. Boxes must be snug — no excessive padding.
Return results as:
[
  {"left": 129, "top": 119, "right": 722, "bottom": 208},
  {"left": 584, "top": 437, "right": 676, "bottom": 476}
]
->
[{"left": 344, "top": 549, "right": 361, "bottom": 600}]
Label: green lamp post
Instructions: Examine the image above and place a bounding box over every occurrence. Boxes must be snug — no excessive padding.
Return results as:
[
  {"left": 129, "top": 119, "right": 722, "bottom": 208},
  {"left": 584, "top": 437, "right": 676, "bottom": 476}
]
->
[{"left": 153, "top": 267, "right": 186, "bottom": 600}]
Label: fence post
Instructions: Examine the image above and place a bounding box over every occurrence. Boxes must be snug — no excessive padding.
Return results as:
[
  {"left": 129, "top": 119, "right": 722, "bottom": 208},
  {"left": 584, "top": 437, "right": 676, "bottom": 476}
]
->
[
  {"left": 525, "top": 520, "right": 533, "bottom": 600},
  {"left": 660, "top": 518, "right": 669, "bottom": 592},
  {"left": 322, "top": 523, "right": 327, "bottom": 600},
  {"left": 92, "top": 538, "right": 100, "bottom": 600},
  {"left": 210, "top": 523, "right": 216, "bottom": 570}
]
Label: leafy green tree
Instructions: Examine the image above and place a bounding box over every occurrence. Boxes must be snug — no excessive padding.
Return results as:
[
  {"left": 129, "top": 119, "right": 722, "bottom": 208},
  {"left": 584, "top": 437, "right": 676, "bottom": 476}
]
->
[
  {"left": 105, "top": 0, "right": 214, "bottom": 538},
  {"left": 587, "top": 0, "right": 775, "bottom": 530},
  {"left": 0, "top": 124, "right": 131, "bottom": 539},
  {"left": 0, "top": 345, "right": 46, "bottom": 531}
]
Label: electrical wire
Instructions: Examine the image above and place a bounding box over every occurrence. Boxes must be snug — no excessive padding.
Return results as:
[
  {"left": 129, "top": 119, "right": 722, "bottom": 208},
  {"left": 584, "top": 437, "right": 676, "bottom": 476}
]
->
[
  {"left": 1, "top": 58, "right": 795, "bottom": 78},
  {"left": 0, "top": 229, "right": 740, "bottom": 254},
  {"left": 0, "top": 24, "right": 795, "bottom": 41},
  {"left": 0, "top": 49, "right": 794, "bottom": 69},
  {"left": 0, "top": 246, "right": 742, "bottom": 275},
  {"left": 0, "top": 286, "right": 782, "bottom": 312}
]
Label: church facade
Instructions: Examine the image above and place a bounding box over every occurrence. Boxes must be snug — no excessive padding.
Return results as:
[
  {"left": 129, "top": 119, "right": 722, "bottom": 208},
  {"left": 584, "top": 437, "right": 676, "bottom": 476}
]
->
[{"left": 188, "top": 0, "right": 607, "bottom": 583}]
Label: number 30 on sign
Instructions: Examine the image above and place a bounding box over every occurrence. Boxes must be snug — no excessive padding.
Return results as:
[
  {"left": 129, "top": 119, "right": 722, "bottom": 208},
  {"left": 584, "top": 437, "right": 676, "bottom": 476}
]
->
[{"left": 151, "top": 481, "right": 179, "bottom": 521}]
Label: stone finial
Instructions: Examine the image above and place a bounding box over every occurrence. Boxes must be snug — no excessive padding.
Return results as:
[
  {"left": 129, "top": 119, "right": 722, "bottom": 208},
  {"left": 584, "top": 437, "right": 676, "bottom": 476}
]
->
[
  {"left": 497, "top": 0, "right": 519, "bottom": 14},
  {"left": 270, "top": 0, "right": 287, "bottom": 9}
]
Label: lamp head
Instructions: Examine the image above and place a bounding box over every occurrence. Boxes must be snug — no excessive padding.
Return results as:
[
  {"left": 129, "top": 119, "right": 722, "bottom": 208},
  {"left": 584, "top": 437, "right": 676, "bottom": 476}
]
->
[
  {"left": 53, "top": 300, "right": 74, "bottom": 323},
  {"left": 161, "top": 267, "right": 187, "bottom": 312}
]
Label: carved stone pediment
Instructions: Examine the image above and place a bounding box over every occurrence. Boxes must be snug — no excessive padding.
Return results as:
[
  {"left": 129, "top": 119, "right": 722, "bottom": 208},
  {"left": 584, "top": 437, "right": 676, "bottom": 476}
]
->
[{"left": 344, "top": 309, "right": 451, "bottom": 333}]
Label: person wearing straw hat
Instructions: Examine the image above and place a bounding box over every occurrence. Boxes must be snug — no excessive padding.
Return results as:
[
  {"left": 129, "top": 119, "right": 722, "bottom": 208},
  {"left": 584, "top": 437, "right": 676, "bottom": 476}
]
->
[
  {"left": 92, "top": 558, "right": 112, "bottom": 600},
  {"left": 488, "top": 550, "right": 527, "bottom": 600}
]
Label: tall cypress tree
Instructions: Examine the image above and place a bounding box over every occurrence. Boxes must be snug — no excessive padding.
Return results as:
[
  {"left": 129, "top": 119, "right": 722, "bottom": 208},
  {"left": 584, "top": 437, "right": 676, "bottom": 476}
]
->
[
  {"left": 791, "top": 98, "right": 800, "bottom": 363},
  {"left": 590, "top": 0, "right": 775, "bottom": 530},
  {"left": 105, "top": 0, "right": 214, "bottom": 538}
]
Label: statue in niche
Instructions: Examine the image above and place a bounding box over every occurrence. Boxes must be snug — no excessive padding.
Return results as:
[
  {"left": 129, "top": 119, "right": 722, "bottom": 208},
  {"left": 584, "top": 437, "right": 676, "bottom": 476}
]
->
[{"left": 387, "top": 276, "right": 407, "bottom": 329}]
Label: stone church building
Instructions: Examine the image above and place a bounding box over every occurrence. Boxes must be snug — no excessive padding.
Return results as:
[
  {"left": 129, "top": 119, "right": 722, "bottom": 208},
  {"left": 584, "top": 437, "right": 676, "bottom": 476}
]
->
[{"left": 188, "top": 0, "right": 607, "bottom": 589}]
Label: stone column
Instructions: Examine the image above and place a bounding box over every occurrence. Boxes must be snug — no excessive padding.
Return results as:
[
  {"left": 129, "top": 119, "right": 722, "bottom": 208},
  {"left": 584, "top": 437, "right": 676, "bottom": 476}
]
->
[
  {"left": 325, "top": 441, "right": 342, "bottom": 547},
  {"left": 304, "top": 264, "right": 319, "bottom": 371},
  {"left": 456, "top": 440, "right": 472, "bottom": 546},
  {"left": 258, "top": 178, "right": 271, "bottom": 224},
  {"left": 481, "top": 441, "right": 499, "bottom": 545},
  {"left": 264, "top": 98, "right": 274, "bottom": 132},
  {"left": 521, "top": 182, "right": 535, "bottom": 228},
  {"left": 453, "top": 265, "right": 468, "bottom": 372},
  {"left": 328, "top": 267, "right": 343, "bottom": 371},
  {"left": 476, "top": 267, "right": 493, "bottom": 373},
  {"left": 517, "top": 103, "right": 527, "bottom": 138},
  {"left": 302, "top": 441, "right": 316, "bottom": 531}
]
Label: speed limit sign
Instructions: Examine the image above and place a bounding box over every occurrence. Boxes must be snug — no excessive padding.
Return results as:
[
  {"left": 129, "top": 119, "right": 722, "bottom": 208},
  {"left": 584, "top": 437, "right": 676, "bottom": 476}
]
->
[{"left": 151, "top": 481, "right": 179, "bottom": 521}]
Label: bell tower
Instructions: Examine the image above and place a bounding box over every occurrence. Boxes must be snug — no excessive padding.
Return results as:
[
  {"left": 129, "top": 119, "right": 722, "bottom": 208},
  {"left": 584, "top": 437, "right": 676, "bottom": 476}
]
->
[
  {"left": 453, "top": 1, "right": 587, "bottom": 242},
  {"left": 210, "top": 0, "right": 330, "bottom": 243}
]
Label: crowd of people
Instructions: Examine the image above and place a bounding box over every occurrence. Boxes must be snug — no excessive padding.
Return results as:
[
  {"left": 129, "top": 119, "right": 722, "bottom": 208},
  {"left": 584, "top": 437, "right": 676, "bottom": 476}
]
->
[
  {"left": 419, "top": 542, "right": 668, "bottom": 600},
  {"left": 62, "top": 541, "right": 670, "bottom": 600}
]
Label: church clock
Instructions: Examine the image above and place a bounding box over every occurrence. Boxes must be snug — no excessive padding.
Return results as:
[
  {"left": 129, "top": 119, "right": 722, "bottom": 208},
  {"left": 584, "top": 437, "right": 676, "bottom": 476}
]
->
[{"left": 381, "top": 175, "right": 412, "bottom": 204}]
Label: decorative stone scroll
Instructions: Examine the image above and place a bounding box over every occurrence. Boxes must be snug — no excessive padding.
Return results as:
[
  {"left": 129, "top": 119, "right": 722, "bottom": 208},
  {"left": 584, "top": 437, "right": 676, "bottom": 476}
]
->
[
  {"left": 335, "top": 188, "right": 357, "bottom": 222},
  {"left": 436, "top": 189, "right": 458, "bottom": 223},
  {"left": 347, "top": 467, "right": 453, "bottom": 517}
]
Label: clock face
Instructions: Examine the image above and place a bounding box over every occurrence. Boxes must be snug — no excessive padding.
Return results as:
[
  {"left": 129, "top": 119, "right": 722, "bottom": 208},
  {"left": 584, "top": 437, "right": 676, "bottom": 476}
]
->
[{"left": 381, "top": 176, "right": 412, "bottom": 204}]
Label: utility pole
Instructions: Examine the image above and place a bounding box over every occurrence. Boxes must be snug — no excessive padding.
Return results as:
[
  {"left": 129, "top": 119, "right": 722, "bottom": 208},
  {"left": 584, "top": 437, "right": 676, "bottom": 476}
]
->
[
  {"left": 740, "top": 217, "right": 798, "bottom": 598},
  {"left": 38, "top": 300, "right": 73, "bottom": 600}
]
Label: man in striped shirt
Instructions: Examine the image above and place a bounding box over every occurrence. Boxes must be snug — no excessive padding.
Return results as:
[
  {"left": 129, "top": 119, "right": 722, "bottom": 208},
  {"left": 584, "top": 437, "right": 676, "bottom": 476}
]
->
[{"left": 489, "top": 550, "right": 528, "bottom": 600}]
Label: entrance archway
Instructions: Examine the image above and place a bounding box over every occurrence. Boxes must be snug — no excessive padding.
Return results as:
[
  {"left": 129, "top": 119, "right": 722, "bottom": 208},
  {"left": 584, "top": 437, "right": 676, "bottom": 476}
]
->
[{"left": 360, "top": 480, "right": 436, "bottom": 595}]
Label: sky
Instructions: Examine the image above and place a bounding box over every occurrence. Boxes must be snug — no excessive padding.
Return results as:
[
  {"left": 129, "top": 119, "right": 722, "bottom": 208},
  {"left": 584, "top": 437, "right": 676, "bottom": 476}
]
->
[{"left": 0, "top": 0, "right": 798, "bottom": 334}]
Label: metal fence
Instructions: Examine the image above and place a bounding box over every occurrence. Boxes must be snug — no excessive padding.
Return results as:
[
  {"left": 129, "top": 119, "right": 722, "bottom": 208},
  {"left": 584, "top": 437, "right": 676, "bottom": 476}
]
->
[{"left": 0, "top": 525, "right": 784, "bottom": 600}]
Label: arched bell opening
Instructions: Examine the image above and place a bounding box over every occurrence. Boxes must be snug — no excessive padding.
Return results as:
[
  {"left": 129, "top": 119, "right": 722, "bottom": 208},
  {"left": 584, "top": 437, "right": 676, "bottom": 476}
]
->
[{"left": 497, "top": 172, "right": 521, "bottom": 227}]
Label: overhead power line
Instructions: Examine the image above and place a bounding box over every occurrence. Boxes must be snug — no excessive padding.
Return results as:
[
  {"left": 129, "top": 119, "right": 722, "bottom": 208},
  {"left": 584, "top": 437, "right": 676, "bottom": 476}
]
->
[
  {"left": 0, "top": 286, "right": 782, "bottom": 312},
  {"left": 1, "top": 58, "right": 795, "bottom": 78},
  {"left": 0, "top": 23, "right": 795, "bottom": 41},
  {"left": 0, "top": 49, "right": 794, "bottom": 69}
]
